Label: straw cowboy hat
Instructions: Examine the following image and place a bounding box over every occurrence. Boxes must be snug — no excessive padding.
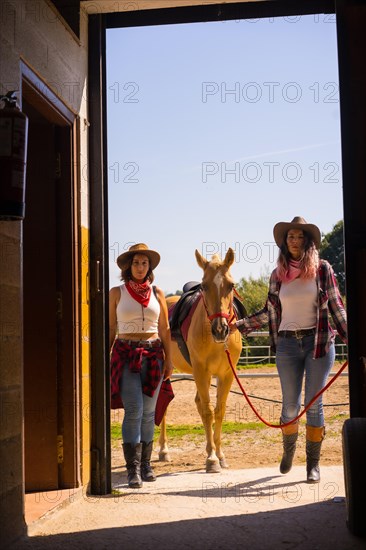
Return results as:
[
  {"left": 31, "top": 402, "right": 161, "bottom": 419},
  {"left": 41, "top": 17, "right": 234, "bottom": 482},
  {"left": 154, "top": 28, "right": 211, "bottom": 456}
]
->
[
  {"left": 117, "top": 243, "right": 160, "bottom": 270},
  {"left": 273, "top": 216, "right": 321, "bottom": 249}
]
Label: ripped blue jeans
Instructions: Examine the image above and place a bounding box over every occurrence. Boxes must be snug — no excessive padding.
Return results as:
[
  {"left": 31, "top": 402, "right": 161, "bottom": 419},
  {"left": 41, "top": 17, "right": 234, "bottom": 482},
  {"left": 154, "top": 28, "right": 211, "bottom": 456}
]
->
[{"left": 276, "top": 333, "right": 335, "bottom": 427}]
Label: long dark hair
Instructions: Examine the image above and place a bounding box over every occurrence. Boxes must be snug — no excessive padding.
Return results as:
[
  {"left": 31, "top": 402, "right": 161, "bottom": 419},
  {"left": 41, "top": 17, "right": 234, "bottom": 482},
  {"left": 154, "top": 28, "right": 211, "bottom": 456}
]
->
[
  {"left": 276, "top": 230, "right": 319, "bottom": 280},
  {"left": 120, "top": 254, "right": 155, "bottom": 283}
]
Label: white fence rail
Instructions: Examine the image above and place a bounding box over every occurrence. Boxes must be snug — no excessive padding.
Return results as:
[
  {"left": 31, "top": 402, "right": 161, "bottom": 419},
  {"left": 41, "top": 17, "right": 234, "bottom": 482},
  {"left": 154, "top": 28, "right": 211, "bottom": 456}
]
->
[
  {"left": 171, "top": 331, "right": 348, "bottom": 379},
  {"left": 239, "top": 331, "right": 347, "bottom": 366}
]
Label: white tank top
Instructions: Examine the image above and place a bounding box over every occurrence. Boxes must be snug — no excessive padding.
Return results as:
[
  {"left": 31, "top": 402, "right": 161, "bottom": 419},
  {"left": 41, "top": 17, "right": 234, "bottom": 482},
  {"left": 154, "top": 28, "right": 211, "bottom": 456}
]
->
[
  {"left": 279, "top": 278, "right": 317, "bottom": 332},
  {"left": 116, "top": 284, "right": 160, "bottom": 334}
]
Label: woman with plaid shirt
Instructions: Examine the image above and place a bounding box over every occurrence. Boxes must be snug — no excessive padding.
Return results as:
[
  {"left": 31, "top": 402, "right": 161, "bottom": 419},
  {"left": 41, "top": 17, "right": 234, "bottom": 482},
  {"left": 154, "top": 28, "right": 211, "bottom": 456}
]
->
[{"left": 231, "top": 217, "right": 347, "bottom": 483}]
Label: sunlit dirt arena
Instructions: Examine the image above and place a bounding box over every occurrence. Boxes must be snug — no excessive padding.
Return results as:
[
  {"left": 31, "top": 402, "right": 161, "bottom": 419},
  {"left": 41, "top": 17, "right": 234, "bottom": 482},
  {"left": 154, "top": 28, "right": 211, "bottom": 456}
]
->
[{"left": 111, "top": 365, "right": 349, "bottom": 476}]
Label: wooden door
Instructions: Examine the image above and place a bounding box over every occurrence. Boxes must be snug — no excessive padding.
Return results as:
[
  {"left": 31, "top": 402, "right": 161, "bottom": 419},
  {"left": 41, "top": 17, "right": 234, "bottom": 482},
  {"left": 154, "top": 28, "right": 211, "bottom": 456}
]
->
[
  {"left": 23, "top": 101, "right": 58, "bottom": 491},
  {"left": 22, "top": 86, "right": 79, "bottom": 491}
]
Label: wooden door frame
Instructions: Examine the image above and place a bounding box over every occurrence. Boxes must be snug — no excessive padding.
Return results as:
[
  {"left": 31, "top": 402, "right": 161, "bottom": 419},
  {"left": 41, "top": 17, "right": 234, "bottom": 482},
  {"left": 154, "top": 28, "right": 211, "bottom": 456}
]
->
[
  {"left": 20, "top": 60, "right": 81, "bottom": 489},
  {"left": 88, "top": 0, "right": 366, "bottom": 493},
  {"left": 87, "top": 0, "right": 335, "bottom": 497},
  {"left": 336, "top": 0, "right": 366, "bottom": 417},
  {"left": 88, "top": 14, "right": 111, "bottom": 495}
]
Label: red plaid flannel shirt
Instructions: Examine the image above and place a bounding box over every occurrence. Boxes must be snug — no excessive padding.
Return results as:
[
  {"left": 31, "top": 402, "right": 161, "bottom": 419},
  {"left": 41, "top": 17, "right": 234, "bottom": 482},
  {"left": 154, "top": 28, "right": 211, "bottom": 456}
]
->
[
  {"left": 110, "top": 339, "right": 164, "bottom": 409},
  {"left": 238, "top": 260, "right": 347, "bottom": 359}
]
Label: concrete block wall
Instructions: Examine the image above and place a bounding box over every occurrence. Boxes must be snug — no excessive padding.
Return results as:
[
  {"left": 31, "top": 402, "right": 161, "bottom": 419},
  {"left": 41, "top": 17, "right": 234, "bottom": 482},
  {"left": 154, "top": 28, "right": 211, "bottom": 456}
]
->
[
  {"left": 0, "top": 1, "right": 90, "bottom": 545},
  {"left": 0, "top": 221, "right": 25, "bottom": 546}
]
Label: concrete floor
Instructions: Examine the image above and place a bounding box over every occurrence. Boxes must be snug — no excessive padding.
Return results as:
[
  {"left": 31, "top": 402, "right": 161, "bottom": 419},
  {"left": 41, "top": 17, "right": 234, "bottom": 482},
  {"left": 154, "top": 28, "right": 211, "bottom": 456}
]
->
[{"left": 14, "top": 465, "right": 366, "bottom": 549}]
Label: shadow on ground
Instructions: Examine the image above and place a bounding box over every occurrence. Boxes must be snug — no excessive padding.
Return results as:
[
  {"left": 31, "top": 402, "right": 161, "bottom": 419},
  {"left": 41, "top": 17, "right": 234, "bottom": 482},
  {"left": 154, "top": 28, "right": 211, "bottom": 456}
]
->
[{"left": 15, "top": 499, "right": 365, "bottom": 550}]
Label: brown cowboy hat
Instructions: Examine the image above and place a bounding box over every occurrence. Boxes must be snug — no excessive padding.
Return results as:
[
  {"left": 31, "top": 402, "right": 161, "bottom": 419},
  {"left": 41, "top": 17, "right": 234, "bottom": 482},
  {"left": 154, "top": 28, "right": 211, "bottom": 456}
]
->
[
  {"left": 273, "top": 216, "right": 321, "bottom": 249},
  {"left": 117, "top": 243, "right": 160, "bottom": 270}
]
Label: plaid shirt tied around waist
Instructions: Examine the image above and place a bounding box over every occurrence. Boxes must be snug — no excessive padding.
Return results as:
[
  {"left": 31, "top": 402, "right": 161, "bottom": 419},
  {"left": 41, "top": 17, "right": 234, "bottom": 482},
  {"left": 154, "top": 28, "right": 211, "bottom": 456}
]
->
[
  {"left": 110, "top": 339, "right": 164, "bottom": 409},
  {"left": 238, "top": 260, "right": 347, "bottom": 359}
]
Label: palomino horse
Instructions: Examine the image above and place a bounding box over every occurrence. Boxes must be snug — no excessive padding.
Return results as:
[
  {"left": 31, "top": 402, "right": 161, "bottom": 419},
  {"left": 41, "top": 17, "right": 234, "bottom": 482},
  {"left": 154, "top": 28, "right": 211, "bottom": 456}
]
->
[{"left": 159, "top": 248, "right": 243, "bottom": 473}]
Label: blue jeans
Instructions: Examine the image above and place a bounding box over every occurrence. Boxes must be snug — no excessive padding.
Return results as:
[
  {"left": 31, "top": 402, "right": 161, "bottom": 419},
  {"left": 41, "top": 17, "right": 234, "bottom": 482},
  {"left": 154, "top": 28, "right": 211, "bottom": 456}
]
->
[
  {"left": 120, "top": 357, "right": 163, "bottom": 445},
  {"left": 276, "top": 334, "right": 335, "bottom": 427}
]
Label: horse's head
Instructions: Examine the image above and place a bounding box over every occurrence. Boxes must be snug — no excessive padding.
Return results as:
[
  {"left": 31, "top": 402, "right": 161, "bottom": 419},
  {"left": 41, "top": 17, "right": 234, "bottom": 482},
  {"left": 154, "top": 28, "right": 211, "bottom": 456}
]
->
[{"left": 195, "top": 247, "right": 235, "bottom": 343}]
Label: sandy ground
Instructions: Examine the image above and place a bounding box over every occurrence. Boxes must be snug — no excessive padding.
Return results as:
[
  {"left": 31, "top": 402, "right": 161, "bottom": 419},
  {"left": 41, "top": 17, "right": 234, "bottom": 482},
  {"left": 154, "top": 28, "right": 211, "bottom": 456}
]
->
[
  {"left": 18, "top": 363, "right": 360, "bottom": 550},
  {"left": 111, "top": 364, "right": 349, "bottom": 474}
]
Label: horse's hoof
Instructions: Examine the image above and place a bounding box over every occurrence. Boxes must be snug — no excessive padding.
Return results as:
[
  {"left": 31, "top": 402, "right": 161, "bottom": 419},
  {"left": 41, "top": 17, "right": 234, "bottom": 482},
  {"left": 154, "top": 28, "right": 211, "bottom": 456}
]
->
[
  {"left": 159, "top": 451, "right": 171, "bottom": 462},
  {"left": 219, "top": 458, "right": 229, "bottom": 469},
  {"left": 206, "top": 460, "right": 221, "bottom": 473}
]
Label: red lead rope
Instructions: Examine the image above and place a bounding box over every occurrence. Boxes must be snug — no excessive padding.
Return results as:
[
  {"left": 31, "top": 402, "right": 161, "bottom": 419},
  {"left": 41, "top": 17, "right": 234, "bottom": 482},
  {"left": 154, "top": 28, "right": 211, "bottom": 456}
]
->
[{"left": 224, "top": 348, "right": 348, "bottom": 428}]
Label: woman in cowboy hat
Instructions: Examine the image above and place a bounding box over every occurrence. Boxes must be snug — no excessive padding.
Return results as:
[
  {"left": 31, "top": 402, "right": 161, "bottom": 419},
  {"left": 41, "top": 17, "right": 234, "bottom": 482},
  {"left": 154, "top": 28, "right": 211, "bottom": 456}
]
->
[
  {"left": 109, "top": 243, "right": 173, "bottom": 489},
  {"left": 231, "top": 217, "right": 347, "bottom": 483}
]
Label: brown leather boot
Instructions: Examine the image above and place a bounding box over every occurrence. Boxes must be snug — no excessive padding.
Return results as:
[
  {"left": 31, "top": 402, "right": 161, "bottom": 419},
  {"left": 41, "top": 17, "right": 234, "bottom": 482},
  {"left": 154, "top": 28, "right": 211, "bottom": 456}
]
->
[
  {"left": 280, "top": 422, "right": 299, "bottom": 474},
  {"left": 306, "top": 425, "right": 325, "bottom": 483}
]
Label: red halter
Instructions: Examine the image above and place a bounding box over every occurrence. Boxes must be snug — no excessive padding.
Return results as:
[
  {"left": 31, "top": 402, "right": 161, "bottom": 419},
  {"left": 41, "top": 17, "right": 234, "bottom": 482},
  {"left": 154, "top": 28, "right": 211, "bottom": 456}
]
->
[{"left": 200, "top": 290, "right": 235, "bottom": 323}]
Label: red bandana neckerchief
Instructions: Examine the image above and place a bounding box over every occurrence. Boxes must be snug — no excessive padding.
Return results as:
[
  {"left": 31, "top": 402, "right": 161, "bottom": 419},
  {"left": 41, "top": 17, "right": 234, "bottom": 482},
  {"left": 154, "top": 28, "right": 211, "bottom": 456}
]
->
[{"left": 126, "top": 280, "right": 152, "bottom": 307}]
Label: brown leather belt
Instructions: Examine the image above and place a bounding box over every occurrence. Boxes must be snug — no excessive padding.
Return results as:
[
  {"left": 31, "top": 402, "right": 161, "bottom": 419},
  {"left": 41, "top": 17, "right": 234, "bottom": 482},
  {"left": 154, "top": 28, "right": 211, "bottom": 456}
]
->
[
  {"left": 278, "top": 328, "right": 316, "bottom": 339},
  {"left": 118, "top": 338, "right": 162, "bottom": 348}
]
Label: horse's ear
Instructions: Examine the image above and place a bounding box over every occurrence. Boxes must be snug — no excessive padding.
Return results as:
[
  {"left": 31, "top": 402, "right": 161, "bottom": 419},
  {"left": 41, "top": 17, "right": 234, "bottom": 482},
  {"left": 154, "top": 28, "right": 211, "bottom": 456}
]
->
[
  {"left": 224, "top": 247, "right": 235, "bottom": 268},
  {"left": 195, "top": 249, "right": 208, "bottom": 270}
]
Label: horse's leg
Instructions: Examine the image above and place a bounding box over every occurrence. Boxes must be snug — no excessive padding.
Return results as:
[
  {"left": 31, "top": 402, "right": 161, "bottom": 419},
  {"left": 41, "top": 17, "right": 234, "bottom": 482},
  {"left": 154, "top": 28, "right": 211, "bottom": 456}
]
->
[
  {"left": 193, "top": 371, "right": 221, "bottom": 473},
  {"left": 214, "top": 371, "right": 234, "bottom": 469},
  {"left": 158, "top": 411, "right": 171, "bottom": 462}
]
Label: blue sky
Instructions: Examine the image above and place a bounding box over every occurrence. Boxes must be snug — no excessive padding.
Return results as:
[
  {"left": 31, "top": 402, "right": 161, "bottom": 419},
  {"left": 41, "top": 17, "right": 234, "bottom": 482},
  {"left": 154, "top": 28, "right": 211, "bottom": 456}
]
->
[{"left": 106, "top": 13, "right": 342, "bottom": 294}]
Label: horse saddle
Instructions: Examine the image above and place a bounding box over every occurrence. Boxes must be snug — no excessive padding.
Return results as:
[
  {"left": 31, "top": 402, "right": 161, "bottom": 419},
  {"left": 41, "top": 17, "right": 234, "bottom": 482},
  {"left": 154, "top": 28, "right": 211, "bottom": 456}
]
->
[
  {"left": 169, "top": 282, "right": 201, "bottom": 365},
  {"left": 169, "top": 282, "right": 247, "bottom": 366}
]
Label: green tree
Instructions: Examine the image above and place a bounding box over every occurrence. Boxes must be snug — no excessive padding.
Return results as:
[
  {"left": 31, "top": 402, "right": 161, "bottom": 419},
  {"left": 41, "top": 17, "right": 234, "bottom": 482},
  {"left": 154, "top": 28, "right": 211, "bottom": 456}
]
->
[
  {"left": 236, "top": 273, "right": 269, "bottom": 314},
  {"left": 236, "top": 274, "right": 271, "bottom": 364},
  {"left": 320, "top": 220, "right": 345, "bottom": 295}
]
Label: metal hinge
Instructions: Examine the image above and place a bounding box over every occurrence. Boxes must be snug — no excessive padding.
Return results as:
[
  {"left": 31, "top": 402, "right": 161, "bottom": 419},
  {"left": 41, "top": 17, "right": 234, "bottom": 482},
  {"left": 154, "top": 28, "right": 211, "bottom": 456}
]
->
[
  {"left": 56, "top": 291, "right": 63, "bottom": 320},
  {"left": 55, "top": 152, "right": 61, "bottom": 179},
  {"left": 57, "top": 435, "right": 64, "bottom": 464}
]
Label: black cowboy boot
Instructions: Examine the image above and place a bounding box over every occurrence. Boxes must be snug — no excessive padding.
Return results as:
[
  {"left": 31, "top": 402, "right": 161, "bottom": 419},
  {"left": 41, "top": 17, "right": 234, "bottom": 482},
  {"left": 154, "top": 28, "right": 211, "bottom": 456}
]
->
[
  {"left": 306, "top": 425, "right": 325, "bottom": 483},
  {"left": 141, "top": 441, "right": 156, "bottom": 482},
  {"left": 122, "top": 442, "right": 143, "bottom": 488},
  {"left": 280, "top": 422, "right": 299, "bottom": 474}
]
